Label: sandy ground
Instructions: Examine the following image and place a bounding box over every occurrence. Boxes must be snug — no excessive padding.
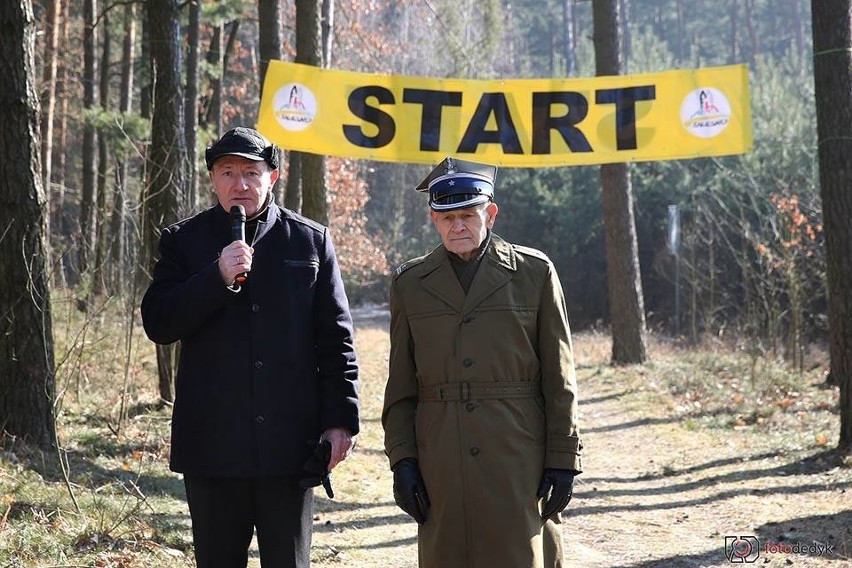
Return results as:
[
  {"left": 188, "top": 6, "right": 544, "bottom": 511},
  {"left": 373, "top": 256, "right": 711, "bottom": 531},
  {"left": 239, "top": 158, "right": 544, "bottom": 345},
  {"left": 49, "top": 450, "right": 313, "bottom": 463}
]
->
[
  {"left": 565, "top": 365, "right": 851, "bottom": 567},
  {"left": 300, "top": 306, "right": 852, "bottom": 567}
]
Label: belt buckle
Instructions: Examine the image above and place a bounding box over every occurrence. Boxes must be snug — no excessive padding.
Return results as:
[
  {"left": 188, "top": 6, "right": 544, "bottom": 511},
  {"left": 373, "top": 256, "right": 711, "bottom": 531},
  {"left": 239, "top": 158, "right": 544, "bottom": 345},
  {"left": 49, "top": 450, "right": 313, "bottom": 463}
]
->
[{"left": 459, "top": 381, "right": 471, "bottom": 402}]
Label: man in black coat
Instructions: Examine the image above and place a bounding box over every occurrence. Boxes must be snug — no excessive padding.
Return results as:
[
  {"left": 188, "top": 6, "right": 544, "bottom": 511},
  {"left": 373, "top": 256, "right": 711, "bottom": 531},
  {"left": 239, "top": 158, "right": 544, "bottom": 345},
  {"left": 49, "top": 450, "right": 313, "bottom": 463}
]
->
[{"left": 141, "top": 127, "right": 360, "bottom": 568}]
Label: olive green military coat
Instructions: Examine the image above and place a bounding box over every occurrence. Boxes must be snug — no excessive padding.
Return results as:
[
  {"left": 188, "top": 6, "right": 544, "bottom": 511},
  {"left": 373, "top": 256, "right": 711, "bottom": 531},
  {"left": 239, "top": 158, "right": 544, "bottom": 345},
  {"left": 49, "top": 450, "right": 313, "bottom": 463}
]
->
[{"left": 383, "top": 234, "right": 583, "bottom": 568}]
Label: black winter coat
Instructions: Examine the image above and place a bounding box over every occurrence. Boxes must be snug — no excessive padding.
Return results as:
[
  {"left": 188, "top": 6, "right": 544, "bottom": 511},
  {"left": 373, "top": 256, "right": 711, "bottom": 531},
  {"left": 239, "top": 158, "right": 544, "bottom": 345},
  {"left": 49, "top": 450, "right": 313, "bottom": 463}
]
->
[{"left": 141, "top": 203, "right": 360, "bottom": 477}]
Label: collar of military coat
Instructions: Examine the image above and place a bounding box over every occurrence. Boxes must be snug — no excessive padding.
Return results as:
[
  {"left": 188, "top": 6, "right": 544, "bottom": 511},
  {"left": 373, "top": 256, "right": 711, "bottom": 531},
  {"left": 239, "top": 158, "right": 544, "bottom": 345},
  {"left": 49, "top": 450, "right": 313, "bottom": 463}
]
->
[{"left": 422, "top": 232, "right": 517, "bottom": 276}]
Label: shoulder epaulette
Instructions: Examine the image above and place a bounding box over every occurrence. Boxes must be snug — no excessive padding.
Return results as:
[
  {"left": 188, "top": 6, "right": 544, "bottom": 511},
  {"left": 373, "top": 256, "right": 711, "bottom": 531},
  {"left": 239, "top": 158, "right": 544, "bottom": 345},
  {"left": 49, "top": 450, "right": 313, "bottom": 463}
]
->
[
  {"left": 393, "top": 256, "right": 426, "bottom": 279},
  {"left": 512, "top": 244, "right": 551, "bottom": 263}
]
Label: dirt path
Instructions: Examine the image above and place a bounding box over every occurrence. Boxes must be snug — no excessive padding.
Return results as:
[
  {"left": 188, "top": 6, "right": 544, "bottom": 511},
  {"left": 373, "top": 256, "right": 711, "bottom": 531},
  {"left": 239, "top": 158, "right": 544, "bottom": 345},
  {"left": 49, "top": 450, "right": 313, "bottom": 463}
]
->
[
  {"left": 566, "top": 355, "right": 851, "bottom": 567},
  {"left": 308, "top": 309, "right": 851, "bottom": 568}
]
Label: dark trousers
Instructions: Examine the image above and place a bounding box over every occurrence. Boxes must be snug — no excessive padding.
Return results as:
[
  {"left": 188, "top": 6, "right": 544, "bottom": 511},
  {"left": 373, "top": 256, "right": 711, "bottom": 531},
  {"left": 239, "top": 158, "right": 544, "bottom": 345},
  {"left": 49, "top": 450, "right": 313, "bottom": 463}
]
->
[{"left": 183, "top": 475, "right": 313, "bottom": 568}]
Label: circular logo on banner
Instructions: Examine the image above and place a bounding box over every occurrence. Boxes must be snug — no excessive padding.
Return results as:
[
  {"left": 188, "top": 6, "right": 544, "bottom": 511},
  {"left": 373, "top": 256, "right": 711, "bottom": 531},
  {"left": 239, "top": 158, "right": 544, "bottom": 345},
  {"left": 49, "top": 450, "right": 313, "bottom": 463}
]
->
[
  {"left": 274, "top": 83, "right": 317, "bottom": 131},
  {"left": 680, "top": 88, "right": 732, "bottom": 138}
]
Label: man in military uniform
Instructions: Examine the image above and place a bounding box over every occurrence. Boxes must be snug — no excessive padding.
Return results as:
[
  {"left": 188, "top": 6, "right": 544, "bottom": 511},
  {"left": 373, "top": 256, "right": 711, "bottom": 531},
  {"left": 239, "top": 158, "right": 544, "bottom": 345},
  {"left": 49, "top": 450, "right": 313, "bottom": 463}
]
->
[{"left": 382, "top": 157, "right": 583, "bottom": 568}]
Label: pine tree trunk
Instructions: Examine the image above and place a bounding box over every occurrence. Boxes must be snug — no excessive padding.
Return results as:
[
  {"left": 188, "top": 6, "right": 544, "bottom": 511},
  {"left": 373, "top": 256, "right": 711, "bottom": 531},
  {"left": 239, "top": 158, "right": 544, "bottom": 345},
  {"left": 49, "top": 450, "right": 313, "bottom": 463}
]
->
[
  {"left": 203, "top": 23, "right": 223, "bottom": 134},
  {"left": 185, "top": 0, "right": 200, "bottom": 213},
  {"left": 258, "top": 0, "right": 285, "bottom": 202},
  {"left": 40, "top": 0, "right": 60, "bottom": 207},
  {"left": 296, "top": 0, "right": 328, "bottom": 224},
  {"left": 108, "top": 3, "right": 136, "bottom": 293},
  {"left": 144, "top": 0, "right": 187, "bottom": 403},
  {"left": 259, "top": 0, "right": 283, "bottom": 89},
  {"left": 93, "top": 7, "right": 111, "bottom": 296},
  {"left": 811, "top": 0, "right": 852, "bottom": 454},
  {"left": 322, "top": 0, "right": 334, "bottom": 68},
  {"left": 592, "top": 0, "right": 648, "bottom": 365},
  {"left": 80, "top": 0, "right": 98, "bottom": 278},
  {"left": 54, "top": 0, "right": 70, "bottom": 288},
  {"left": 202, "top": 20, "right": 240, "bottom": 137},
  {"left": 285, "top": 151, "right": 303, "bottom": 212},
  {"left": 0, "top": 0, "right": 57, "bottom": 450},
  {"left": 562, "top": 0, "right": 577, "bottom": 77}
]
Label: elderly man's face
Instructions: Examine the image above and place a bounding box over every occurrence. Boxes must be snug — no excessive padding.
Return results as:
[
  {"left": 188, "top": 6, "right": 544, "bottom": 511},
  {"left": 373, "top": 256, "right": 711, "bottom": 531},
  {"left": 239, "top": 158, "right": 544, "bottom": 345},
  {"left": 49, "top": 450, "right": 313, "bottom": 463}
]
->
[
  {"left": 430, "top": 202, "right": 498, "bottom": 261},
  {"left": 210, "top": 156, "right": 279, "bottom": 217}
]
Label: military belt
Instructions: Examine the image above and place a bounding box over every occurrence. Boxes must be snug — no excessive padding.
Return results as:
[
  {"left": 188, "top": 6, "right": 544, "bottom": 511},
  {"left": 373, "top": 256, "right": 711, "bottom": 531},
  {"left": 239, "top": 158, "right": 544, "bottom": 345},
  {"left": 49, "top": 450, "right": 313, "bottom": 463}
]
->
[{"left": 418, "top": 380, "right": 541, "bottom": 402}]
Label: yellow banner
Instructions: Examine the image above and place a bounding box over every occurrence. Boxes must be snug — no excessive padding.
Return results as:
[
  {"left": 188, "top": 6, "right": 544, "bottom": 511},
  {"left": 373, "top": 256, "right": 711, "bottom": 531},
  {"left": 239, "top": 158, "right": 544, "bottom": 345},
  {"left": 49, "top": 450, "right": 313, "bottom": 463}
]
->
[{"left": 257, "top": 61, "right": 752, "bottom": 167}]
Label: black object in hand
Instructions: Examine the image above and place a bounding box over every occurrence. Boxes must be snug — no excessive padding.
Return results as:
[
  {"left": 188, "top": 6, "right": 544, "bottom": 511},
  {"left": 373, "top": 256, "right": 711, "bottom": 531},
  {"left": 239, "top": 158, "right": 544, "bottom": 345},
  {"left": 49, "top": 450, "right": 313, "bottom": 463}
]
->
[
  {"left": 536, "top": 468, "right": 575, "bottom": 519},
  {"left": 300, "top": 438, "right": 334, "bottom": 498},
  {"left": 392, "top": 457, "right": 430, "bottom": 524},
  {"left": 229, "top": 205, "right": 248, "bottom": 283}
]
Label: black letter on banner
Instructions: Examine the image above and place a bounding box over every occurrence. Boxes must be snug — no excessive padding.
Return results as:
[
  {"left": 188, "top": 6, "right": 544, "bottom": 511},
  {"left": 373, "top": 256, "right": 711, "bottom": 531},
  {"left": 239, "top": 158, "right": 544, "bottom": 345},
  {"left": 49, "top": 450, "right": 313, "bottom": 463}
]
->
[
  {"left": 457, "top": 93, "right": 523, "bottom": 154},
  {"left": 531, "top": 92, "right": 593, "bottom": 154},
  {"left": 595, "top": 86, "right": 656, "bottom": 150},
  {"left": 343, "top": 86, "right": 396, "bottom": 148},
  {"left": 403, "top": 89, "right": 463, "bottom": 151}
]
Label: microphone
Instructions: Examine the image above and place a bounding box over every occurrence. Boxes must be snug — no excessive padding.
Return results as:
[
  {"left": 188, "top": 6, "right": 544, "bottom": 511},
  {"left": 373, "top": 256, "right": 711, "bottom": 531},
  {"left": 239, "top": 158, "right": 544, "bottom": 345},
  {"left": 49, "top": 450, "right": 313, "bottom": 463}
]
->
[{"left": 229, "top": 205, "right": 248, "bottom": 283}]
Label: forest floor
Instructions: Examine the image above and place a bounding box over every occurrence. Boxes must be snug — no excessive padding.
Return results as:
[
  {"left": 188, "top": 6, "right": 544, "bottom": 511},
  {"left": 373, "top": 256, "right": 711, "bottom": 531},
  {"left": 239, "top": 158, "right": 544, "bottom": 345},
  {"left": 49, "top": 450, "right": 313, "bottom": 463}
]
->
[{"left": 1, "top": 302, "right": 850, "bottom": 567}]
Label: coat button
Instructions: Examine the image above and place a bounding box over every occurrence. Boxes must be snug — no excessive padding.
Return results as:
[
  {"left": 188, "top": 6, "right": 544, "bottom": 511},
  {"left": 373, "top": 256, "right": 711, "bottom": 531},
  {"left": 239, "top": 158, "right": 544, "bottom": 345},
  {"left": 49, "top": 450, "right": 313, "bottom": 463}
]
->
[
  {"left": 463, "top": 358, "right": 473, "bottom": 367},
  {"left": 254, "top": 360, "right": 263, "bottom": 369},
  {"left": 255, "top": 415, "right": 265, "bottom": 424},
  {"left": 462, "top": 316, "right": 473, "bottom": 324},
  {"left": 251, "top": 303, "right": 260, "bottom": 312},
  {"left": 465, "top": 402, "right": 476, "bottom": 412},
  {"left": 470, "top": 447, "right": 480, "bottom": 456}
]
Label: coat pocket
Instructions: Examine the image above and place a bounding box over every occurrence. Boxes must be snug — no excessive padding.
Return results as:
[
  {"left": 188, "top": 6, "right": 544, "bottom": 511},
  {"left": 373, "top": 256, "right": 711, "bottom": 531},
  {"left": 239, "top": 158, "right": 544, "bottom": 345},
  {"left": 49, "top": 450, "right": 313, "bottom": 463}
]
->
[
  {"left": 282, "top": 259, "right": 319, "bottom": 289},
  {"left": 283, "top": 259, "right": 320, "bottom": 269}
]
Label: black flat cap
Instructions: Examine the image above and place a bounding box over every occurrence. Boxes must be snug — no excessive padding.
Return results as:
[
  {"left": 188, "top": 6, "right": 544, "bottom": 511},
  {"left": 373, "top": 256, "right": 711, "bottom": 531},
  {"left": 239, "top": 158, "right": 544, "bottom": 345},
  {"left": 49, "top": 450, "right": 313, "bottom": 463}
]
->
[{"left": 205, "top": 127, "right": 279, "bottom": 171}]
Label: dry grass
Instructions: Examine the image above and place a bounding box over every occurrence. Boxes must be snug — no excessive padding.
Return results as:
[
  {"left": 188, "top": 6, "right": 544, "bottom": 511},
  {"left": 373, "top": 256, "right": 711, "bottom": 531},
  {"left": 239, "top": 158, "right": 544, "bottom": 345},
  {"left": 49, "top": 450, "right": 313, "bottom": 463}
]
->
[{"left": 1, "top": 298, "right": 849, "bottom": 567}]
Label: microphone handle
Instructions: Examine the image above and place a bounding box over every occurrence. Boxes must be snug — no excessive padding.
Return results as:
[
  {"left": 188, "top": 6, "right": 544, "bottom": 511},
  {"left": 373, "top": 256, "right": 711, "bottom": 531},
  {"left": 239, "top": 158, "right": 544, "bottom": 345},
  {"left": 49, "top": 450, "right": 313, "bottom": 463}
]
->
[
  {"left": 235, "top": 232, "right": 248, "bottom": 283},
  {"left": 232, "top": 218, "right": 248, "bottom": 284}
]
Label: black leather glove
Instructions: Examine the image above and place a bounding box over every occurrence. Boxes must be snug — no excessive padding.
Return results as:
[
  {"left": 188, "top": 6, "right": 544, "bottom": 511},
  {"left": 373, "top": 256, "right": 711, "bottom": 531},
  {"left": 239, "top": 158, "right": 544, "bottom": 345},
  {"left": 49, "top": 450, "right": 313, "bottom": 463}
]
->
[
  {"left": 300, "top": 439, "right": 334, "bottom": 498},
  {"left": 392, "top": 457, "right": 430, "bottom": 524},
  {"left": 536, "top": 468, "right": 575, "bottom": 519}
]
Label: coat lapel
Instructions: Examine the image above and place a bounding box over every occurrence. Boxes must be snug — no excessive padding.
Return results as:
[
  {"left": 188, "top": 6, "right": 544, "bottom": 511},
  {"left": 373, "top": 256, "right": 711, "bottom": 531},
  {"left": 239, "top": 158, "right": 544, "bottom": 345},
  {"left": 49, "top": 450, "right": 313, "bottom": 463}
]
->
[
  {"left": 462, "top": 234, "right": 516, "bottom": 313},
  {"left": 420, "top": 247, "right": 466, "bottom": 313},
  {"left": 252, "top": 201, "right": 279, "bottom": 245}
]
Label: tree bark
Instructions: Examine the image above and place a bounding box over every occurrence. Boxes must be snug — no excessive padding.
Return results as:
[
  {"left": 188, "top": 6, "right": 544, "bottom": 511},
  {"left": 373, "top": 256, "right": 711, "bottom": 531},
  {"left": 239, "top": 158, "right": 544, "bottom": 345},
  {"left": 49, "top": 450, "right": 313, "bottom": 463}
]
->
[
  {"left": 562, "top": 0, "right": 577, "bottom": 76},
  {"left": 203, "top": 20, "right": 240, "bottom": 135},
  {"left": 296, "top": 0, "right": 328, "bottom": 224},
  {"left": 258, "top": 0, "right": 283, "bottom": 90},
  {"left": 144, "top": 0, "right": 188, "bottom": 402},
  {"left": 258, "top": 0, "right": 285, "bottom": 202},
  {"left": 54, "top": 0, "right": 70, "bottom": 288},
  {"left": 140, "top": 10, "right": 152, "bottom": 120},
  {"left": 80, "top": 0, "right": 98, "bottom": 278},
  {"left": 0, "top": 0, "right": 57, "bottom": 450},
  {"left": 811, "top": 0, "right": 852, "bottom": 454},
  {"left": 285, "top": 151, "right": 302, "bottom": 212},
  {"left": 56, "top": 0, "right": 69, "bottom": 202},
  {"left": 592, "top": 0, "right": 648, "bottom": 364},
  {"left": 40, "top": 0, "right": 60, "bottom": 207},
  {"left": 203, "top": 22, "right": 224, "bottom": 134},
  {"left": 321, "top": 0, "right": 334, "bottom": 68},
  {"left": 730, "top": 0, "right": 739, "bottom": 65},
  {"left": 94, "top": 6, "right": 111, "bottom": 296},
  {"left": 109, "top": 2, "right": 136, "bottom": 293},
  {"left": 744, "top": 0, "right": 760, "bottom": 63},
  {"left": 185, "top": 0, "right": 200, "bottom": 214}
]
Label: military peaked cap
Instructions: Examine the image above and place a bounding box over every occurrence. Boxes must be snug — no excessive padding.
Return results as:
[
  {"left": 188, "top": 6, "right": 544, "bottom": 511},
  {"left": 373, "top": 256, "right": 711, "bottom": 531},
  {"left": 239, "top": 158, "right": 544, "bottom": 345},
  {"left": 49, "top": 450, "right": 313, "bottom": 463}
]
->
[{"left": 415, "top": 157, "right": 498, "bottom": 211}]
